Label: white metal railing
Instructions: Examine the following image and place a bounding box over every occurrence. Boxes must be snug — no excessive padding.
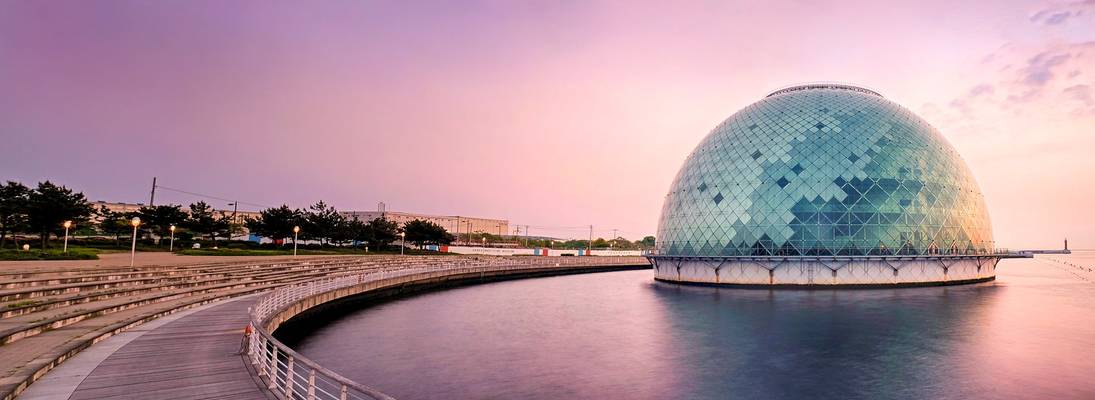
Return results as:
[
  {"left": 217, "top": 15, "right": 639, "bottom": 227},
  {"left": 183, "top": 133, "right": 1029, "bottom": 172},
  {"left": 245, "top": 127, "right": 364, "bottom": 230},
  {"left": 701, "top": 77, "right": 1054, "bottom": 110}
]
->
[{"left": 247, "top": 256, "right": 647, "bottom": 400}]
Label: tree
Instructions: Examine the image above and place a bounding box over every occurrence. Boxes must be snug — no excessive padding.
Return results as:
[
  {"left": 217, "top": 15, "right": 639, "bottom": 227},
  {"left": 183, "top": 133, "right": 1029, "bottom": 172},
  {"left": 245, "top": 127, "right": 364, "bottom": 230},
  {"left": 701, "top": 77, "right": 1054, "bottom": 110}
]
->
[
  {"left": 246, "top": 205, "right": 304, "bottom": 244},
  {"left": 136, "top": 205, "right": 188, "bottom": 245},
  {"left": 219, "top": 212, "right": 245, "bottom": 242},
  {"left": 97, "top": 205, "right": 131, "bottom": 246},
  {"left": 26, "top": 181, "right": 94, "bottom": 248},
  {"left": 403, "top": 219, "right": 454, "bottom": 247},
  {"left": 365, "top": 217, "right": 399, "bottom": 249},
  {"left": 303, "top": 201, "right": 343, "bottom": 245},
  {"left": 0, "top": 181, "right": 30, "bottom": 249},
  {"left": 328, "top": 217, "right": 354, "bottom": 246},
  {"left": 638, "top": 236, "right": 656, "bottom": 249},
  {"left": 185, "top": 201, "right": 230, "bottom": 244},
  {"left": 346, "top": 217, "right": 369, "bottom": 247}
]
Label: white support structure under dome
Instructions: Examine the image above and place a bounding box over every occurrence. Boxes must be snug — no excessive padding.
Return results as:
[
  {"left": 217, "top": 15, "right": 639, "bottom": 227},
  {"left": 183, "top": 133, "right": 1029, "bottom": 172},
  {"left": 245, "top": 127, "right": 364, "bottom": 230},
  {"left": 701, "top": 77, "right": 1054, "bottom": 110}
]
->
[{"left": 649, "top": 255, "right": 1001, "bottom": 287}]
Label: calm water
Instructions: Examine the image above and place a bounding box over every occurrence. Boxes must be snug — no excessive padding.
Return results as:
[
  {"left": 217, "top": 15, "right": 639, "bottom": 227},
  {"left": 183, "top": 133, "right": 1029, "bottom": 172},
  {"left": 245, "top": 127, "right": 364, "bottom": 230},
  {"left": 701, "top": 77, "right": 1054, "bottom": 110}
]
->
[{"left": 290, "top": 253, "right": 1095, "bottom": 400}]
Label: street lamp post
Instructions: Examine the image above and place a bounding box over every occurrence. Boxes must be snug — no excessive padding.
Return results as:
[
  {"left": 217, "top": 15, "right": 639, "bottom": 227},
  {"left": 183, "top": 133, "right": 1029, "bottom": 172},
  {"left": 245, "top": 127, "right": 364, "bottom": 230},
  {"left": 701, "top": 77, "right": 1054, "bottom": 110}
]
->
[
  {"left": 169, "top": 225, "right": 176, "bottom": 252},
  {"left": 130, "top": 217, "right": 141, "bottom": 267},
  {"left": 293, "top": 226, "right": 300, "bottom": 257},
  {"left": 62, "top": 221, "right": 72, "bottom": 253},
  {"left": 481, "top": 236, "right": 486, "bottom": 248},
  {"left": 400, "top": 232, "right": 406, "bottom": 255}
]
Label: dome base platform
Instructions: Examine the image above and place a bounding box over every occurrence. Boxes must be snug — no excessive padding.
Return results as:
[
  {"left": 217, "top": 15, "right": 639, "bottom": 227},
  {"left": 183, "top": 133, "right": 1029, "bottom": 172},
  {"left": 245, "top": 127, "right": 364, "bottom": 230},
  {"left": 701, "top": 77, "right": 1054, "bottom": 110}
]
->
[{"left": 647, "top": 255, "right": 1001, "bottom": 287}]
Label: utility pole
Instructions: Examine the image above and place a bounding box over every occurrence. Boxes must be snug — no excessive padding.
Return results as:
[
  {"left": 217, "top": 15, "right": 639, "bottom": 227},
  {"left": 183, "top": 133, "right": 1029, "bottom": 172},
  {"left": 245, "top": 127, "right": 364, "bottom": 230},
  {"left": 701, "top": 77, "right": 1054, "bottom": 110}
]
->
[
  {"left": 524, "top": 225, "right": 529, "bottom": 247},
  {"left": 149, "top": 177, "right": 157, "bottom": 206},
  {"left": 227, "top": 202, "right": 238, "bottom": 241},
  {"left": 588, "top": 225, "right": 593, "bottom": 256},
  {"left": 612, "top": 228, "right": 617, "bottom": 248}
]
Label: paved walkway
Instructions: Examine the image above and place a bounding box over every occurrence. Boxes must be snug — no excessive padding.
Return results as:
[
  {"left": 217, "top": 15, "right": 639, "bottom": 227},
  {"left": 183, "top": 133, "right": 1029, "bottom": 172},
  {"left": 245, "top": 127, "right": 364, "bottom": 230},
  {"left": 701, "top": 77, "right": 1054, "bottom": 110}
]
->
[
  {"left": 0, "top": 252, "right": 336, "bottom": 273},
  {"left": 21, "top": 295, "right": 272, "bottom": 400}
]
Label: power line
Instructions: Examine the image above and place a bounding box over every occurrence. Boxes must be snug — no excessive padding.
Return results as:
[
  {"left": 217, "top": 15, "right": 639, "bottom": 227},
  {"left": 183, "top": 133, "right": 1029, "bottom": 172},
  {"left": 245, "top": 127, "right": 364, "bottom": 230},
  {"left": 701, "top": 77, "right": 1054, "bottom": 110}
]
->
[{"left": 153, "top": 184, "right": 274, "bottom": 209}]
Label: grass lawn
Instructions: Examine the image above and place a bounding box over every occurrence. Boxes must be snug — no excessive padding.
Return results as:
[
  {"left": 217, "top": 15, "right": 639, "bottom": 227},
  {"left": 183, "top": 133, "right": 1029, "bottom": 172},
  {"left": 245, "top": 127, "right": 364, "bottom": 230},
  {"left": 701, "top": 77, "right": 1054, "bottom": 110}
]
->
[{"left": 0, "top": 247, "right": 100, "bottom": 261}]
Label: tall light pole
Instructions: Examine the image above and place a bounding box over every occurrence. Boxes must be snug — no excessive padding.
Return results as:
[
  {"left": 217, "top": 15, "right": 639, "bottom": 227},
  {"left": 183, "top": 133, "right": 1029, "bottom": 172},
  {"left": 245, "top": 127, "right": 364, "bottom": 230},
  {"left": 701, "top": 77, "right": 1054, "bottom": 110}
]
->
[
  {"left": 130, "top": 217, "right": 141, "bottom": 267},
  {"left": 292, "top": 226, "right": 300, "bottom": 257},
  {"left": 481, "top": 236, "right": 486, "bottom": 248},
  {"left": 62, "top": 221, "right": 72, "bottom": 253},
  {"left": 399, "top": 232, "right": 406, "bottom": 255},
  {"left": 168, "top": 225, "right": 176, "bottom": 252}
]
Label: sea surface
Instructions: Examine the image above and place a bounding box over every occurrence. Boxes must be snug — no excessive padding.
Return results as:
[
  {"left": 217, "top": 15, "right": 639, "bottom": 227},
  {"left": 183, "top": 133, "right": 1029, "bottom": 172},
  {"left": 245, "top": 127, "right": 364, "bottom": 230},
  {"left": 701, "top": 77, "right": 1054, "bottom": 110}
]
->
[{"left": 288, "top": 252, "right": 1095, "bottom": 400}]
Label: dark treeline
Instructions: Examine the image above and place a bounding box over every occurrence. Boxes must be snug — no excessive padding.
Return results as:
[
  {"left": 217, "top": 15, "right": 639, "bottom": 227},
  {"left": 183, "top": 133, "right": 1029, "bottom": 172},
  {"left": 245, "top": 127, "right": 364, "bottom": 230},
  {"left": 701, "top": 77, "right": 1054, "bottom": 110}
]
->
[
  {"left": 245, "top": 202, "right": 453, "bottom": 249},
  {"left": 0, "top": 179, "right": 454, "bottom": 251},
  {"left": 0, "top": 180, "right": 253, "bottom": 248},
  {"left": 506, "top": 236, "right": 656, "bottom": 250},
  {"left": 1, "top": 180, "right": 650, "bottom": 251}
]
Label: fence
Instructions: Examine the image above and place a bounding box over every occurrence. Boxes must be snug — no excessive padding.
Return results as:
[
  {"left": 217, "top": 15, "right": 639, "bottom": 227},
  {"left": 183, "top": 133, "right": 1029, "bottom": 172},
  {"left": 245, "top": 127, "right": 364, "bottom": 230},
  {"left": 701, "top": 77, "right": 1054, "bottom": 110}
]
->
[{"left": 246, "top": 256, "right": 647, "bottom": 400}]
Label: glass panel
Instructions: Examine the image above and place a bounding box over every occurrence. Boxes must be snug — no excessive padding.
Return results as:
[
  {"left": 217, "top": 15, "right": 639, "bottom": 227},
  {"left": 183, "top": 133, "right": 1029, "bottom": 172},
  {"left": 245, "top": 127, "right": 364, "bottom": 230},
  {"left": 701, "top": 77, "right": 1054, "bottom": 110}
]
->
[{"left": 656, "top": 86, "right": 994, "bottom": 256}]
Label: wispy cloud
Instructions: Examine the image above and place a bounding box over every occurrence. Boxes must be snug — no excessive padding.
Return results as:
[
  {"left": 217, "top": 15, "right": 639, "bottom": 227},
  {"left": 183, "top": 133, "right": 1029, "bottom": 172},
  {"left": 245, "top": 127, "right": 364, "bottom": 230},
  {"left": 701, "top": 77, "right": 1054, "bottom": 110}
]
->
[
  {"left": 948, "top": 84, "right": 996, "bottom": 115},
  {"left": 1020, "top": 51, "right": 1072, "bottom": 86},
  {"left": 1063, "top": 84, "right": 1095, "bottom": 114},
  {"left": 1030, "top": 0, "right": 1094, "bottom": 25}
]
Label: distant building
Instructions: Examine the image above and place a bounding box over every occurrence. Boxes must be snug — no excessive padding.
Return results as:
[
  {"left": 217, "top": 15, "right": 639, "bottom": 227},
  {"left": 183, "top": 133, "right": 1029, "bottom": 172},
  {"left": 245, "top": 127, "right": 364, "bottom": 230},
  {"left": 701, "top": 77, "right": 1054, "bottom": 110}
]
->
[
  {"left": 92, "top": 201, "right": 261, "bottom": 225},
  {"left": 341, "top": 210, "right": 509, "bottom": 236},
  {"left": 93, "top": 201, "right": 509, "bottom": 238}
]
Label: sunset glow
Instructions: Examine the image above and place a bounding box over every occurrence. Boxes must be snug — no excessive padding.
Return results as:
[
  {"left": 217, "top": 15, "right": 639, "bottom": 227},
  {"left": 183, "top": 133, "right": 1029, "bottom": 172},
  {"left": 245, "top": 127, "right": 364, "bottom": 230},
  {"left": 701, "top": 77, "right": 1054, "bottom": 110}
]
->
[{"left": 2, "top": 0, "right": 1092, "bottom": 248}]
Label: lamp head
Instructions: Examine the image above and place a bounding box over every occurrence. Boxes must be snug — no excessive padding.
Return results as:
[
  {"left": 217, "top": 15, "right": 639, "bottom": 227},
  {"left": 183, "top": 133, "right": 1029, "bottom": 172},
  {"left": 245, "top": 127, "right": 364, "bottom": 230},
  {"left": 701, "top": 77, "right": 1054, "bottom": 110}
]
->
[
  {"left": 169, "top": 225, "right": 176, "bottom": 232},
  {"left": 293, "top": 226, "right": 300, "bottom": 233},
  {"left": 63, "top": 221, "right": 72, "bottom": 229},
  {"left": 131, "top": 217, "right": 141, "bottom": 227}
]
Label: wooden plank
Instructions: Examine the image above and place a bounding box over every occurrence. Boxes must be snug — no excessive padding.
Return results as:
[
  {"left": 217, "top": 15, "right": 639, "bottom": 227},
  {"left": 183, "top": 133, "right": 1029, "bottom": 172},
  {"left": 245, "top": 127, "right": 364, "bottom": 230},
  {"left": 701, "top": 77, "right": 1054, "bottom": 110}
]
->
[{"left": 68, "top": 297, "right": 272, "bottom": 400}]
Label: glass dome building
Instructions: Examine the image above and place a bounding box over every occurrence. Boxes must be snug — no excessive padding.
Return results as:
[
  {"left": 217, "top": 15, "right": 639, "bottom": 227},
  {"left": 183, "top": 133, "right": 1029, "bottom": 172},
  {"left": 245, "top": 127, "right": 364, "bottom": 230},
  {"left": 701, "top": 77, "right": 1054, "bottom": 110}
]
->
[{"left": 650, "top": 84, "right": 1001, "bottom": 286}]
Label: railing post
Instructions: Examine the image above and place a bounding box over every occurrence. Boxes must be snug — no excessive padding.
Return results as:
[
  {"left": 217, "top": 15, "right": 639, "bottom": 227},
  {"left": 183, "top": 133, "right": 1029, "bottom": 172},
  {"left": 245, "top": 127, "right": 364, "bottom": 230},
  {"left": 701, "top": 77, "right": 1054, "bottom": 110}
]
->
[
  {"left": 307, "top": 368, "right": 316, "bottom": 400},
  {"left": 340, "top": 384, "right": 349, "bottom": 400},
  {"left": 266, "top": 345, "right": 278, "bottom": 390},
  {"left": 284, "top": 355, "right": 296, "bottom": 398}
]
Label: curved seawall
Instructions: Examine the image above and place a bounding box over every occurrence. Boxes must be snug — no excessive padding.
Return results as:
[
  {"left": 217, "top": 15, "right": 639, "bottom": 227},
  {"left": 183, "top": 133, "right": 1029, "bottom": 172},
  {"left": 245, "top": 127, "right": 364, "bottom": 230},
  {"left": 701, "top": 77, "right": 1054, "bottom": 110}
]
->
[{"left": 246, "top": 257, "right": 650, "bottom": 400}]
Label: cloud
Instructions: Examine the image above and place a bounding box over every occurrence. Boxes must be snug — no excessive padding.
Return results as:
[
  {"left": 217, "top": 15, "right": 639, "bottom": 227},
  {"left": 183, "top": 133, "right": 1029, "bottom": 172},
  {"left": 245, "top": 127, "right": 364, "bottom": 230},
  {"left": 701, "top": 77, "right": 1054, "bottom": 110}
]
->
[
  {"left": 948, "top": 84, "right": 996, "bottom": 115},
  {"left": 1020, "top": 51, "right": 1072, "bottom": 86},
  {"left": 1064, "top": 84, "right": 1095, "bottom": 114},
  {"left": 1030, "top": 1, "right": 1094, "bottom": 25},
  {"left": 968, "top": 84, "right": 995, "bottom": 97},
  {"left": 1003, "top": 44, "right": 1094, "bottom": 104},
  {"left": 939, "top": 40, "right": 1095, "bottom": 122}
]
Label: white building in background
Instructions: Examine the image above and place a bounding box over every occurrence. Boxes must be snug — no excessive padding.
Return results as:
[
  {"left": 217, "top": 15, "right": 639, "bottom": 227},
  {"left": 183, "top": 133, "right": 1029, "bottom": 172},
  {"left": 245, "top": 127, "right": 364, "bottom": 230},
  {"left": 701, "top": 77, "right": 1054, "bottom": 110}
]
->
[
  {"left": 341, "top": 210, "right": 509, "bottom": 236},
  {"left": 92, "top": 201, "right": 260, "bottom": 225}
]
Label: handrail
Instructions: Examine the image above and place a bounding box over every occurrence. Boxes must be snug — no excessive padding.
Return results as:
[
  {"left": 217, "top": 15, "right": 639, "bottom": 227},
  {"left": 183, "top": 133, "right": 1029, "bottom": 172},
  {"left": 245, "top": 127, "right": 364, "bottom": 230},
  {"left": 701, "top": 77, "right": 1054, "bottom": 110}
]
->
[{"left": 246, "top": 256, "right": 647, "bottom": 400}]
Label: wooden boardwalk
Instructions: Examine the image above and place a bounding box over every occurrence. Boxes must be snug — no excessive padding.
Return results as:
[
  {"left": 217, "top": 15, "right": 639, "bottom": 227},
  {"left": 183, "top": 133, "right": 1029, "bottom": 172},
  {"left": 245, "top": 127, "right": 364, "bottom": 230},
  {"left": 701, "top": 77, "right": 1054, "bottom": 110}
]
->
[{"left": 66, "top": 296, "right": 272, "bottom": 400}]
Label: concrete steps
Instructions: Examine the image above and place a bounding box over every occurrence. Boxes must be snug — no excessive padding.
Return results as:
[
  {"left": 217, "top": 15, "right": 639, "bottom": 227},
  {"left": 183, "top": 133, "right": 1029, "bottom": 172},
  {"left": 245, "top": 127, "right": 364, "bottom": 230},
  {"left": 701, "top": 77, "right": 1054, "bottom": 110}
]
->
[{"left": 0, "top": 255, "right": 466, "bottom": 400}]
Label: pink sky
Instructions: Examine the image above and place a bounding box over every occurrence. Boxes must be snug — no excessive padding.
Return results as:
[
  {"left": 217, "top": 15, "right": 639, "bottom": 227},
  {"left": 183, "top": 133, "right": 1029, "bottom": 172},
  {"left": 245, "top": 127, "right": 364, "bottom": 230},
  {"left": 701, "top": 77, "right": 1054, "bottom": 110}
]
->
[{"left": 1, "top": 1, "right": 1092, "bottom": 248}]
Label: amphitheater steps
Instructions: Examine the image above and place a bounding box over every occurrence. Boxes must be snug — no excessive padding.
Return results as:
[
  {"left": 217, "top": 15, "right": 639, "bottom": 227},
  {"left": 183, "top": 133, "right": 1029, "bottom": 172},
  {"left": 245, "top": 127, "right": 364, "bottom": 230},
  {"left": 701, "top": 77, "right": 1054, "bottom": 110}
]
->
[{"left": 0, "top": 254, "right": 525, "bottom": 400}]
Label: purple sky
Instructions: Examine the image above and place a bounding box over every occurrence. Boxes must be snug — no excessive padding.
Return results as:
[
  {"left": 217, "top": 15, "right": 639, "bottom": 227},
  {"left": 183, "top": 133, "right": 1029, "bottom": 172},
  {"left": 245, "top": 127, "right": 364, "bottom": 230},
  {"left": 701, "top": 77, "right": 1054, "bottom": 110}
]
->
[{"left": 2, "top": 1, "right": 1093, "bottom": 248}]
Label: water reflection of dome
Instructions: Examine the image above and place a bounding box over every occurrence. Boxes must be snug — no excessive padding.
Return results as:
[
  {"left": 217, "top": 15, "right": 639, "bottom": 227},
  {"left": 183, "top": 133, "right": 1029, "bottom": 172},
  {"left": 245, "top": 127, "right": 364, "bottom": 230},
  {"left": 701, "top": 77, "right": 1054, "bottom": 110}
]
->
[{"left": 650, "top": 83, "right": 999, "bottom": 286}]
